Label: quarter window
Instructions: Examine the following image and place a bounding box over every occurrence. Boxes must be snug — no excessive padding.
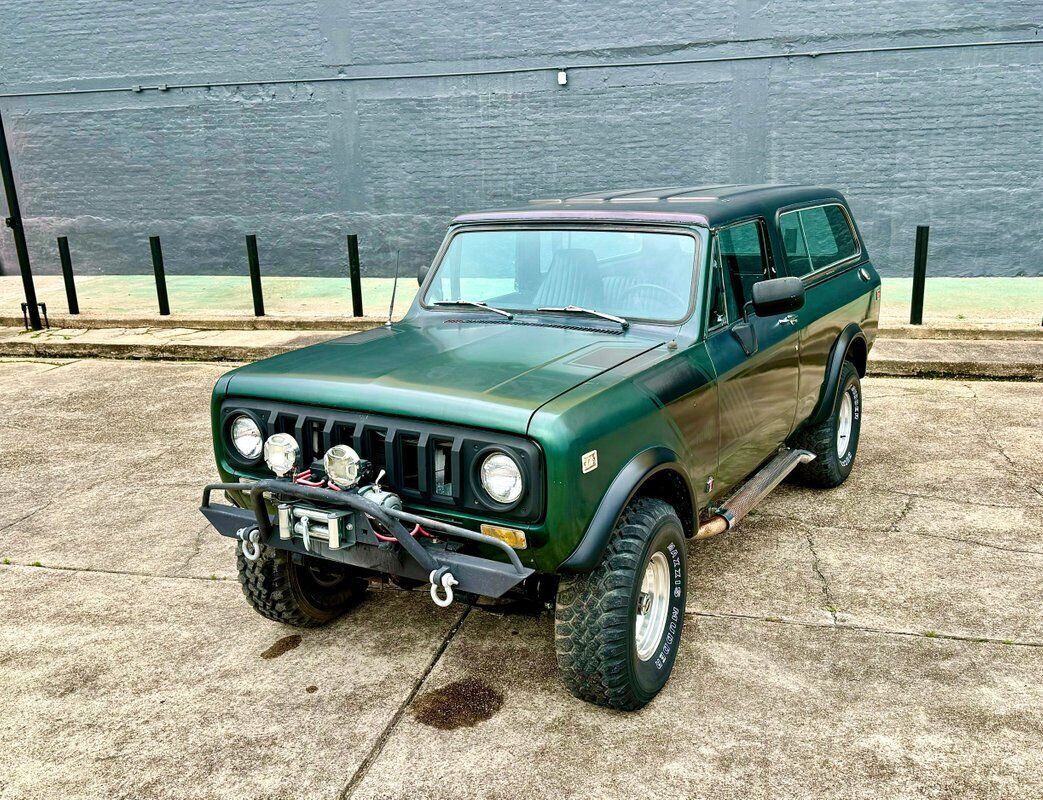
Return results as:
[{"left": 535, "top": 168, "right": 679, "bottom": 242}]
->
[
  {"left": 779, "top": 204, "right": 859, "bottom": 277},
  {"left": 706, "top": 240, "right": 728, "bottom": 329}
]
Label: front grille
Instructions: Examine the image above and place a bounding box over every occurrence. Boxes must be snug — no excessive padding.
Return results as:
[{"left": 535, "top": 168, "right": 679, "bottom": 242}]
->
[{"left": 222, "top": 400, "right": 544, "bottom": 523}]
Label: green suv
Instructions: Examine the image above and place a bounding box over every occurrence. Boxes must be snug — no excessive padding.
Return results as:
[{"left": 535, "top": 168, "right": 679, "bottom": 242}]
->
[{"left": 202, "top": 184, "right": 880, "bottom": 710}]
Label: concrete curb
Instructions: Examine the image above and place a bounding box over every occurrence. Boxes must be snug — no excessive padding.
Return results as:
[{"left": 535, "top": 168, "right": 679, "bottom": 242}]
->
[
  {"left": 2, "top": 335, "right": 1039, "bottom": 381},
  {"left": 877, "top": 324, "right": 1043, "bottom": 341},
  {"left": 868, "top": 360, "right": 1042, "bottom": 381},
  {"left": 0, "top": 340, "right": 297, "bottom": 362}
]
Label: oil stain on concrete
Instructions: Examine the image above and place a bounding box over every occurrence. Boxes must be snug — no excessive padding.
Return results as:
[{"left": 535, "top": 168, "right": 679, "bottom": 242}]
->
[
  {"left": 412, "top": 677, "right": 504, "bottom": 730},
  {"left": 260, "top": 634, "right": 302, "bottom": 659}
]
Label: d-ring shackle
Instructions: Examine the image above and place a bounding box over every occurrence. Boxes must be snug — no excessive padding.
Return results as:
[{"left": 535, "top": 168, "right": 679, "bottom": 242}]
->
[
  {"left": 429, "top": 568, "right": 459, "bottom": 607},
  {"left": 239, "top": 526, "right": 262, "bottom": 561}
]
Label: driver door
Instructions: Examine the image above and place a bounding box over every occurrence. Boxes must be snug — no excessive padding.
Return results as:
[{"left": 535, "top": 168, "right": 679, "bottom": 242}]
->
[{"left": 704, "top": 219, "right": 800, "bottom": 494}]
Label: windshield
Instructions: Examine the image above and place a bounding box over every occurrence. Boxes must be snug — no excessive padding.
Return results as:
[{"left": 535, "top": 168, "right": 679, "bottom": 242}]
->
[{"left": 422, "top": 228, "right": 698, "bottom": 323}]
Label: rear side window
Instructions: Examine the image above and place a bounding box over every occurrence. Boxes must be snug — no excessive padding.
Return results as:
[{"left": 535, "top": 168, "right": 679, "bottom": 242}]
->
[{"left": 779, "top": 204, "right": 859, "bottom": 277}]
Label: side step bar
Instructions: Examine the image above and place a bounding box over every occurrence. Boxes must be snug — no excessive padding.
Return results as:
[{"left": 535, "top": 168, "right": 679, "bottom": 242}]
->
[{"left": 695, "top": 447, "right": 815, "bottom": 540}]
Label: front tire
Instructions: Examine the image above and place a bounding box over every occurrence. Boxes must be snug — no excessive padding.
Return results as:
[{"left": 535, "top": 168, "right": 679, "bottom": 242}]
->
[
  {"left": 554, "top": 498, "right": 687, "bottom": 711},
  {"left": 790, "top": 360, "right": 862, "bottom": 488},
  {"left": 237, "top": 544, "right": 368, "bottom": 627}
]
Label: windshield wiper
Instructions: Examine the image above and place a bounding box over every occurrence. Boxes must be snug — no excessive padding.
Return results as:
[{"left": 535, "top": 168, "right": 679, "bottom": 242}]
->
[
  {"left": 536, "top": 305, "right": 629, "bottom": 329},
  {"left": 433, "top": 300, "right": 514, "bottom": 319}
]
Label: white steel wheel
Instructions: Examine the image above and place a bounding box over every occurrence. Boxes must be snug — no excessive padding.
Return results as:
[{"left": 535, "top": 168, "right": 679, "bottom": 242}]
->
[
  {"left": 836, "top": 391, "right": 854, "bottom": 457},
  {"left": 635, "top": 551, "right": 671, "bottom": 661}
]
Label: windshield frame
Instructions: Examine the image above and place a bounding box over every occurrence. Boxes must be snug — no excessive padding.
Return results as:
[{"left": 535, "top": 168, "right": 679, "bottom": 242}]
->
[{"left": 418, "top": 223, "right": 704, "bottom": 327}]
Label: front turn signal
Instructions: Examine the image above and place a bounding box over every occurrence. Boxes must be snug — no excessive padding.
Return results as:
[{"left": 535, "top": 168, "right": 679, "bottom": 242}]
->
[{"left": 480, "top": 524, "right": 528, "bottom": 550}]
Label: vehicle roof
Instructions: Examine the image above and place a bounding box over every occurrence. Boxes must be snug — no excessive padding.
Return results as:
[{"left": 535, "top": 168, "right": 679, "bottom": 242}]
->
[{"left": 452, "top": 184, "right": 849, "bottom": 228}]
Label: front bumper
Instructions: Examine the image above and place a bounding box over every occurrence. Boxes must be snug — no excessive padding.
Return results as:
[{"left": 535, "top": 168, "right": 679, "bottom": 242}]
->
[{"left": 199, "top": 479, "right": 534, "bottom": 599}]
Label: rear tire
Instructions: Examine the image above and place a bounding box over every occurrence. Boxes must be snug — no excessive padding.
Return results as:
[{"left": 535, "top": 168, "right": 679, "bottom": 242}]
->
[
  {"left": 237, "top": 544, "right": 368, "bottom": 627},
  {"left": 791, "top": 360, "right": 862, "bottom": 488},
  {"left": 554, "top": 498, "right": 687, "bottom": 711}
]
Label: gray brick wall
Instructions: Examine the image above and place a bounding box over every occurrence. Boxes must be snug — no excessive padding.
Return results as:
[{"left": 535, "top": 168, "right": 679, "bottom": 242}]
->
[{"left": 0, "top": 1, "right": 1040, "bottom": 279}]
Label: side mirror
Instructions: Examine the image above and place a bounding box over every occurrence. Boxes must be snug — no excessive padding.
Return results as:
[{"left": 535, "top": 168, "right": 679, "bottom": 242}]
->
[
  {"left": 417, "top": 264, "right": 431, "bottom": 286},
  {"left": 752, "top": 277, "right": 805, "bottom": 317}
]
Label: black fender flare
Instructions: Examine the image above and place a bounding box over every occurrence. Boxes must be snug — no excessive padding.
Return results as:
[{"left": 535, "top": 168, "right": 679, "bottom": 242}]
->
[
  {"left": 558, "top": 445, "right": 692, "bottom": 573},
  {"left": 808, "top": 322, "right": 867, "bottom": 426}
]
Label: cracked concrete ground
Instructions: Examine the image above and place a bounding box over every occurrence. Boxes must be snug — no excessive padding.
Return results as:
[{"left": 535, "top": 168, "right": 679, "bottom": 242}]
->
[{"left": 0, "top": 358, "right": 1040, "bottom": 799}]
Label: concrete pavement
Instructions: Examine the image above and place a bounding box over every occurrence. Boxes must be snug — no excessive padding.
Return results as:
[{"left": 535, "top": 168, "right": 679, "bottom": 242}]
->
[{"left": 0, "top": 358, "right": 1041, "bottom": 799}]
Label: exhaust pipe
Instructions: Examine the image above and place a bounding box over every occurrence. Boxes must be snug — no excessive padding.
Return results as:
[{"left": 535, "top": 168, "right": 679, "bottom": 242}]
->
[
  {"left": 695, "top": 447, "right": 815, "bottom": 540},
  {"left": 694, "top": 515, "right": 730, "bottom": 540}
]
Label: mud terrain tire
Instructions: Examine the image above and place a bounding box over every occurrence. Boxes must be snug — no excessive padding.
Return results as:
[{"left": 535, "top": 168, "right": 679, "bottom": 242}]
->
[
  {"left": 554, "top": 498, "right": 687, "bottom": 710},
  {"left": 791, "top": 360, "right": 862, "bottom": 488},
  {"left": 237, "top": 544, "right": 368, "bottom": 627}
]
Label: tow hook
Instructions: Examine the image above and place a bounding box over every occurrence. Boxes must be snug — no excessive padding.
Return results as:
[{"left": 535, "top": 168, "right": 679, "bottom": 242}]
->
[
  {"left": 238, "top": 526, "right": 262, "bottom": 561},
  {"left": 429, "top": 567, "right": 459, "bottom": 608}
]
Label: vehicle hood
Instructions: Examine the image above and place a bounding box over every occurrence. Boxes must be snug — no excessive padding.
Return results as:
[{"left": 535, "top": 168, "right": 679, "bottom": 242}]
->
[{"left": 224, "top": 319, "right": 668, "bottom": 434}]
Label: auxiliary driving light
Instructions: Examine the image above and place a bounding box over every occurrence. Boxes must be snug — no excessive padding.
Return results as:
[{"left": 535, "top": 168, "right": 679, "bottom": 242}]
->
[
  {"left": 263, "top": 433, "right": 300, "bottom": 477},
  {"left": 323, "top": 444, "right": 361, "bottom": 487}
]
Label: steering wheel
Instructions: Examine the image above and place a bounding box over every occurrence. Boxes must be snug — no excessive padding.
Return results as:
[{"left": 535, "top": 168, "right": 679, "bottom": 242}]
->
[{"left": 627, "top": 284, "right": 680, "bottom": 314}]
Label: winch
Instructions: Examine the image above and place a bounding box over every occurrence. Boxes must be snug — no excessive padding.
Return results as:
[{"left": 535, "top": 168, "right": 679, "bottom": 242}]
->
[
  {"left": 277, "top": 504, "right": 354, "bottom": 550},
  {"left": 357, "top": 480, "right": 403, "bottom": 513}
]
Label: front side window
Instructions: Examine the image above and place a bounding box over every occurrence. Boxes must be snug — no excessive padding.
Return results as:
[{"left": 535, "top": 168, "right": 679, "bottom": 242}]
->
[
  {"left": 423, "top": 228, "right": 698, "bottom": 323},
  {"left": 779, "top": 204, "right": 859, "bottom": 277},
  {"left": 715, "top": 220, "right": 769, "bottom": 318}
]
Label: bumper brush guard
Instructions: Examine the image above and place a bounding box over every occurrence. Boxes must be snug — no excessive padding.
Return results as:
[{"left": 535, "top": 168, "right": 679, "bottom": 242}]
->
[{"left": 200, "top": 479, "right": 534, "bottom": 605}]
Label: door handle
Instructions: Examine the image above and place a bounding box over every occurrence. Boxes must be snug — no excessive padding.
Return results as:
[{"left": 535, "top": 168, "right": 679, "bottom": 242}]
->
[
  {"left": 777, "top": 314, "right": 799, "bottom": 327},
  {"left": 858, "top": 267, "right": 870, "bottom": 282}
]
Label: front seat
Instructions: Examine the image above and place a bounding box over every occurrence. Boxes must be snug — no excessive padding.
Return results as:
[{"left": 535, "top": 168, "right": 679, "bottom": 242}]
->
[{"left": 532, "top": 248, "right": 603, "bottom": 308}]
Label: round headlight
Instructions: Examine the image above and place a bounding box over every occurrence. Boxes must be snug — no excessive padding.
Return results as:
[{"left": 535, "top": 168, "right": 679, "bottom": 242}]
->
[
  {"left": 324, "top": 444, "right": 361, "bottom": 487},
  {"left": 263, "top": 433, "right": 300, "bottom": 477},
  {"left": 230, "top": 415, "right": 263, "bottom": 460},
  {"left": 479, "top": 452, "right": 524, "bottom": 504}
]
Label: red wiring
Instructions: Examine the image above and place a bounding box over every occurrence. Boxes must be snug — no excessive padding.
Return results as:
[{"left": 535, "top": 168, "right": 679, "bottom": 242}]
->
[
  {"left": 375, "top": 523, "right": 433, "bottom": 542},
  {"left": 293, "top": 470, "right": 326, "bottom": 488}
]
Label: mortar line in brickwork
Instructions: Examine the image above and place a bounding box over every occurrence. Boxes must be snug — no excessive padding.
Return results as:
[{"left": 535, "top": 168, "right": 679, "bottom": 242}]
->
[{"left": 0, "top": 38, "right": 1039, "bottom": 99}]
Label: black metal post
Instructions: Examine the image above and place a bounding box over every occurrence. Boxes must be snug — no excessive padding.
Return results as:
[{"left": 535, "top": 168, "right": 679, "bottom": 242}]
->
[
  {"left": 910, "top": 225, "right": 929, "bottom": 325},
  {"left": 57, "top": 236, "right": 79, "bottom": 314},
  {"left": 0, "top": 107, "right": 42, "bottom": 330},
  {"left": 245, "top": 234, "right": 264, "bottom": 317},
  {"left": 347, "top": 234, "right": 364, "bottom": 317},
  {"left": 149, "top": 235, "right": 170, "bottom": 315}
]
